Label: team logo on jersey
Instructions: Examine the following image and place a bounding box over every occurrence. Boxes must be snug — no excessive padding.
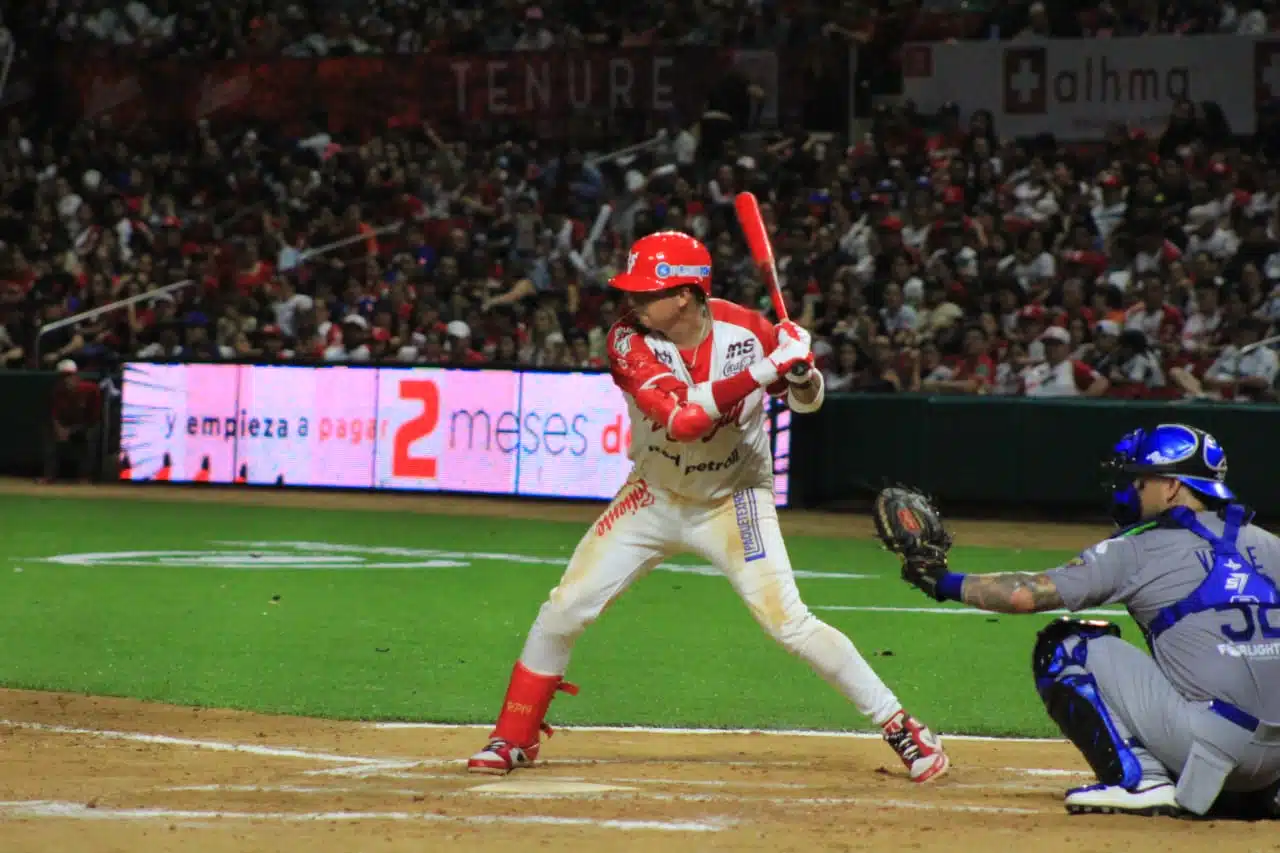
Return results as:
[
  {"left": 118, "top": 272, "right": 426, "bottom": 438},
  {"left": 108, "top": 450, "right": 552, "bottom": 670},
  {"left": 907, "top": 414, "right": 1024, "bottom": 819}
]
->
[
  {"left": 722, "top": 340, "right": 757, "bottom": 377},
  {"left": 701, "top": 400, "right": 746, "bottom": 443},
  {"left": 596, "top": 479, "right": 656, "bottom": 537},
  {"left": 684, "top": 447, "right": 741, "bottom": 476},
  {"left": 612, "top": 327, "right": 634, "bottom": 357},
  {"left": 654, "top": 349, "right": 675, "bottom": 368}
]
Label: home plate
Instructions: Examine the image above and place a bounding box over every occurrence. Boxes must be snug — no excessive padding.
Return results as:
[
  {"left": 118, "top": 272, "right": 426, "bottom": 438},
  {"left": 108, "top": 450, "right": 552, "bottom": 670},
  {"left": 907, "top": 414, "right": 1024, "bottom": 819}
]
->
[{"left": 469, "top": 780, "right": 636, "bottom": 795}]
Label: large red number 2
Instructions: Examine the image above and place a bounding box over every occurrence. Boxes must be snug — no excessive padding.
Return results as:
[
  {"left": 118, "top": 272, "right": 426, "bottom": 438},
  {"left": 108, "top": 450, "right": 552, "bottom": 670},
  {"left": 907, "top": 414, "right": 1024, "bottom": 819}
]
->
[{"left": 392, "top": 379, "right": 440, "bottom": 479}]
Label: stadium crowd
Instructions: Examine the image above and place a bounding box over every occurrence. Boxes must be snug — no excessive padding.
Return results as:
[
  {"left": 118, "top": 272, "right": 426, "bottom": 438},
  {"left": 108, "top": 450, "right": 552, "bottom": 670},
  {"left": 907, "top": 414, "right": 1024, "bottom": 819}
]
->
[{"left": 1, "top": 0, "right": 1279, "bottom": 404}]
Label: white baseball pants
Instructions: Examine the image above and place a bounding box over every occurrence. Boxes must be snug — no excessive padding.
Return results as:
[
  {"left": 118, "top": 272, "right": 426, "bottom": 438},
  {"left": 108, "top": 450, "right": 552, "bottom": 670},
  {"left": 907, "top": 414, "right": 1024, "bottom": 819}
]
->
[{"left": 518, "top": 479, "right": 902, "bottom": 725}]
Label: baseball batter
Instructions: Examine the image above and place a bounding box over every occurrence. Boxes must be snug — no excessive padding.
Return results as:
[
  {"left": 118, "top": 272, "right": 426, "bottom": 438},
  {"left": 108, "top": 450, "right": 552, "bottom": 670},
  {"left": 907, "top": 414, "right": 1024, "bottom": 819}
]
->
[
  {"left": 467, "top": 231, "right": 949, "bottom": 782},
  {"left": 891, "top": 424, "right": 1280, "bottom": 817}
]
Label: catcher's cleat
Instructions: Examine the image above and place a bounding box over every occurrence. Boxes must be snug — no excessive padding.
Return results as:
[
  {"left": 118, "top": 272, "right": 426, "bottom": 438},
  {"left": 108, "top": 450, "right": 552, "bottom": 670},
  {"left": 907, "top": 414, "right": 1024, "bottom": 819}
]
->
[
  {"left": 882, "top": 710, "right": 950, "bottom": 783},
  {"left": 1064, "top": 781, "right": 1182, "bottom": 817}
]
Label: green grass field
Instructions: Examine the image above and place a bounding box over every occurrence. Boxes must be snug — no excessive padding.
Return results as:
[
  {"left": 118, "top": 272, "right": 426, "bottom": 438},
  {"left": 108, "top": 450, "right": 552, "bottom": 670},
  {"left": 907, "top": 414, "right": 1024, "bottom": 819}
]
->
[{"left": 0, "top": 493, "right": 1128, "bottom": 738}]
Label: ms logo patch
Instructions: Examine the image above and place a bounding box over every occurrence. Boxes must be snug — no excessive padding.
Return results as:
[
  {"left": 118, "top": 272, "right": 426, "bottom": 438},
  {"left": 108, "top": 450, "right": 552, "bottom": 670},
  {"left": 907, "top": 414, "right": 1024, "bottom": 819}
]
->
[{"left": 722, "top": 339, "right": 757, "bottom": 377}]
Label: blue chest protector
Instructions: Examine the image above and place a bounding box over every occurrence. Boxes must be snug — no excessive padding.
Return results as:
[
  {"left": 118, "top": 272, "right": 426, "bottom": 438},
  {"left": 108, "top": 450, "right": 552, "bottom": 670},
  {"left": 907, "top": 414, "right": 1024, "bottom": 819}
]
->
[{"left": 1147, "top": 504, "right": 1280, "bottom": 645}]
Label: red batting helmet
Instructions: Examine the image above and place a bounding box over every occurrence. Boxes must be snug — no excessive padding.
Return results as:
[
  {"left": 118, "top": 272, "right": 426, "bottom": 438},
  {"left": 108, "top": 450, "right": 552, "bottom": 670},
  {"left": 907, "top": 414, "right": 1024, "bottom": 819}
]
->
[{"left": 609, "top": 230, "right": 712, "bottom": 296}]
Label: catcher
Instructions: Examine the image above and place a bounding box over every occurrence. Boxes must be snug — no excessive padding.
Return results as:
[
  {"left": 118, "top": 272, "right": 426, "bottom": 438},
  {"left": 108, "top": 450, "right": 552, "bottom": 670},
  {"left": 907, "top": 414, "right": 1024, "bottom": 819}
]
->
[
  {"left": 875, "top": 424, "right": 1280, "bottom": 818},
  {"left": 467, "top": 230, "right": 949, "bottom": 783}
]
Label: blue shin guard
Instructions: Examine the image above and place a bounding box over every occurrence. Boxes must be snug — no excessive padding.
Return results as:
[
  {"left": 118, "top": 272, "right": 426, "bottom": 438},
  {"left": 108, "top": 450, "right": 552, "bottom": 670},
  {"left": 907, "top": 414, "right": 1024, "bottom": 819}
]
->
[{"left": 1033, "top": 617, "right": 1144, "bottom": 790}]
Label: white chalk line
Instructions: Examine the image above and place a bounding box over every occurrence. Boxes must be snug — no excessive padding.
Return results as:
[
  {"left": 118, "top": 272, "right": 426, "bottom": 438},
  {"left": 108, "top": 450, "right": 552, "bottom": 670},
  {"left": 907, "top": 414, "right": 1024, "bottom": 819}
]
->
[
  {"left": 1, "top": 717, "right": 1083, "bottom": 789},
  {"left": 303, "top": 761, "right": 432, "bottom": 776},
  {"left": 305, "top": 757, "right": 808, "bottom": 780},
  {"left": 369, "top": 720, "right": 1066, "bottom": 745},
  {"left": 0, "top": 719, "right": 405, "bottom": 767},
  {"left": 0, "top": 801, "right": 732, "bottom": 832},
  {"left": 155, "top": 781, "right": 1057, "bottom": 817},
  {"left": 0, "top": 722, "right": 1076, "bottom": 824},
  {"left": 162, "top": 784, "right": 421, "bottom": 797},
  {"left": 813, "top": 605, "right": 1129, "bottom": 617},
  {"left": 457, "top": 788, "right": 1054, "bottom": 814},
  {"left": 610, "top": 776, "right": 814, "bottom": 790}
]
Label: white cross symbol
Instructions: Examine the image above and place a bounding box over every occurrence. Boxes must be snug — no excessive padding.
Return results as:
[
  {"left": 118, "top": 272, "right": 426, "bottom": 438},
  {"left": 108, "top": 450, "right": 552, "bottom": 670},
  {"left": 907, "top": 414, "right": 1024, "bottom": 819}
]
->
[
  {"left": 1009, "top": 58, "right": 1042, "bottom": 106},
  {"left": 1225, "top": 558, "right": 1243, "bottom": 570},
  {"left": 1262, "top": 53, "right": 1280, "bottom": 99}
]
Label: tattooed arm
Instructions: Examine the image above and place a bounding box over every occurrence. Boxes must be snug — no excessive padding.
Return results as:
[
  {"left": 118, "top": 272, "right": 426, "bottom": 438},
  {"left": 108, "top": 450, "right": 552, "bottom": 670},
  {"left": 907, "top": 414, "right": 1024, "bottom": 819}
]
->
[{"left": 960, "top": 572, "right": 1066, "bottom": 614}]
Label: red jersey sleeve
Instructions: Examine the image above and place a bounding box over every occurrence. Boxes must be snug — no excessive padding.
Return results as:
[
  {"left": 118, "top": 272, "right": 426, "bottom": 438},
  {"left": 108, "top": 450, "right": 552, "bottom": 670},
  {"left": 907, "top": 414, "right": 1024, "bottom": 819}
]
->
[
  {"left": 608, "top": 322, "right": 713, "bottom": 442},
  {"left": 608, "top": 313, "right": 776, "bottom": 442},
  {"left": 1072, "top": 360, "right": 1101, "bottom": 390}
]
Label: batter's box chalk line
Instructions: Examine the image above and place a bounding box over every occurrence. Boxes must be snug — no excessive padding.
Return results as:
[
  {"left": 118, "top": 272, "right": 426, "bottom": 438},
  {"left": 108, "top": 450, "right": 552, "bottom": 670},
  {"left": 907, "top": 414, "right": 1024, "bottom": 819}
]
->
[
  {"left": 0, "top": 719, "right": 413, "bottom": 768},
  {"left": 0, "top": 801, "right": 735, "bottom": 832},
  {"left": 370, "top": 720, "right": 1068, "bottom": 745}
]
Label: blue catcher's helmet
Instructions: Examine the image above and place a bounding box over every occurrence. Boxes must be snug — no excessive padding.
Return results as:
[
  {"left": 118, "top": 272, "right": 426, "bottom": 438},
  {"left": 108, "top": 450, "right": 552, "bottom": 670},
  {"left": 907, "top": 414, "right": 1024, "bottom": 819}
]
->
[{"left": 1103, "top": 424, "right": 1233, "bottom": 526}]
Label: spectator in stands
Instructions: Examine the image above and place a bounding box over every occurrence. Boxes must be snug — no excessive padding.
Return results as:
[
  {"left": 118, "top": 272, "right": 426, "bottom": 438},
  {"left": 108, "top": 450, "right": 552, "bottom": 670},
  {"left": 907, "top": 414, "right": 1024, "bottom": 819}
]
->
[
  {"left": 2, "top": 6, "right": 1278, "bottom": 417},
  {"left": 852, "top": 336, "right": 903, "bottom": 393},
  {"left": 824, "top": 337, "right": 860, "bottom": 392},
  {"left": 1022, "top": 326, "right": 1110, "bottom": 397},
  {"left": 0, "top": 322, "right": 23, "bottom": 367},
  {"left": 1183, "top": 317, "right": 1279, "bottom": 401},
  {"left": 1124, "top": 275, "right": 1184, "bottom": 339},
  {"left": 43, "top": 359, "right": 102, "bottom": 483},
  {"left": 1105, "top": 329, "right": 1167, "bottom": 398},
  {"left": 1182, "top": 281, "right": 1224, "bottom": 355},
  {"left": 936, "top": 325, "right": 997, "bottom": 394}
]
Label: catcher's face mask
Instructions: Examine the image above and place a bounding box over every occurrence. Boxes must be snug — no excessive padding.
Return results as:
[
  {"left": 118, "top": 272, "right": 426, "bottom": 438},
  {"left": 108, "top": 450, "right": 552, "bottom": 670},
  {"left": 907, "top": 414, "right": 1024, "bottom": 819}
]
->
[{"left": 1102, "top": 429, "right": 1145, "bottom": 528}]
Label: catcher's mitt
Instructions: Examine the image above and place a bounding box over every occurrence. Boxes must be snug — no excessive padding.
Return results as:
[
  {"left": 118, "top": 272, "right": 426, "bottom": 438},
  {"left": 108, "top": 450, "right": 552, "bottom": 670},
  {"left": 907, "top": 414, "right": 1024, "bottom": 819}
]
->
[
  {"left": 873, "top": 487, "right": 955, "bottom": 601},
  {"left": 873, "top": 487, "right": 953, "bottom": 557}
]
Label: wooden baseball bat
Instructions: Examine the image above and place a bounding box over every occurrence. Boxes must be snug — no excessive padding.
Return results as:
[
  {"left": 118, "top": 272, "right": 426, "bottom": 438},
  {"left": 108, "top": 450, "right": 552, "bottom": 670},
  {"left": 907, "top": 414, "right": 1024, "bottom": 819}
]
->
[
  {"left": 734, "top": 191, "right": 808, "bottom": 378},
  {"left": 734, "top": 191, "right": 790, "bottom": 322}
]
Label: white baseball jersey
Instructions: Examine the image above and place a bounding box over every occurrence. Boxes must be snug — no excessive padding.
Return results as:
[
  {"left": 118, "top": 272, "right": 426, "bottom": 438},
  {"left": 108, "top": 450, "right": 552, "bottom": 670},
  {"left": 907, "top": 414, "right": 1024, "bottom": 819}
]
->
[{"left": 606, "top": 299, "right": 786, "bottom": 503}]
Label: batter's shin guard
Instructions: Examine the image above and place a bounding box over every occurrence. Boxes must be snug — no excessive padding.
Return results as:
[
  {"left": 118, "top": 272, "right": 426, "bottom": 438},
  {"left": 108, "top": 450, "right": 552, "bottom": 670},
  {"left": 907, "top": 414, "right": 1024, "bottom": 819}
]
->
[
  {"left": 490, "top": 661, "right": 579, "bottom": 747},
  {"left": 1032, "top": 618, "right": 1143, "bottom": 790}
]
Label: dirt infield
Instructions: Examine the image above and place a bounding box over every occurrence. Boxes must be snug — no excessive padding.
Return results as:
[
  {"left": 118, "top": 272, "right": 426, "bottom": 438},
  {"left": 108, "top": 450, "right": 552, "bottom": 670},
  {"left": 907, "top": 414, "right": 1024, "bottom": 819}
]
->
[
  {"left": 2, "top": 481, "right": 1273, "bottom": 851},
  {"left": 2, "top": 690, "right": 1276, "bottom": 853}
]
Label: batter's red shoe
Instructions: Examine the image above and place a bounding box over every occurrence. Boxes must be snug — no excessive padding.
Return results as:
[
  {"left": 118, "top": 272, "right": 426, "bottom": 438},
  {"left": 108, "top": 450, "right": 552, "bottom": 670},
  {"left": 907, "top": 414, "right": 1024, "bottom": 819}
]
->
[
  {"left": 466, "top": 662, "right": 577, "bottom": 776},
  {"left": 467, "top": 737, "right": 542, "bottom": 775},
  {"left": 882, "top": 710, "right": 949, "bottom": 783}
]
